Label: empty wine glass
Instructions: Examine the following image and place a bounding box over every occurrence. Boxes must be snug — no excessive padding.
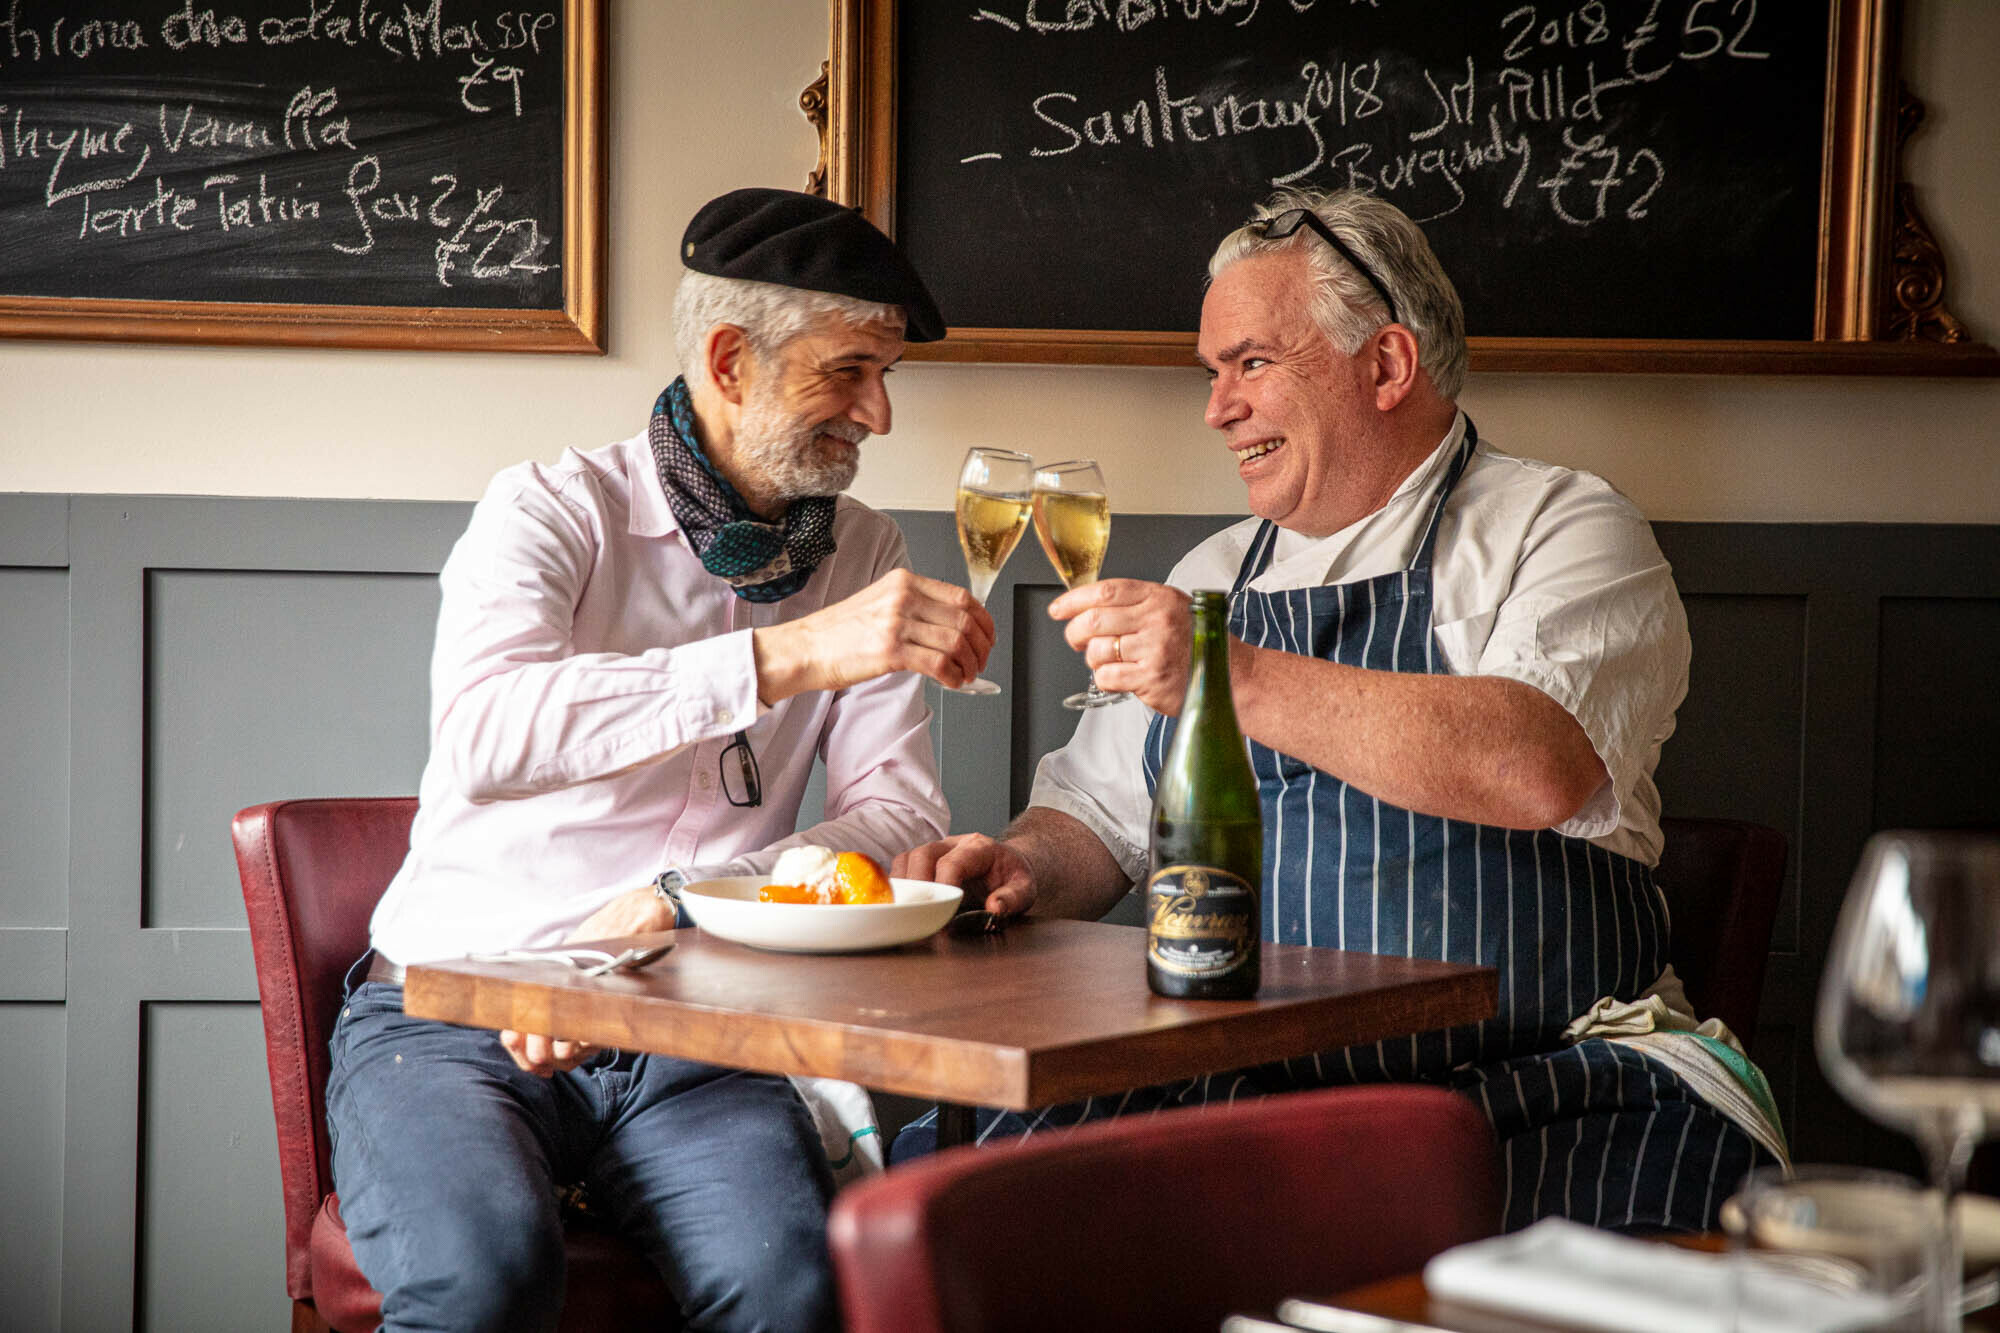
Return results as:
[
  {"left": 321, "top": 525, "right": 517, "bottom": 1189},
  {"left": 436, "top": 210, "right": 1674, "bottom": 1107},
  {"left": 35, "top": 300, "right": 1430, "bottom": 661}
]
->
[
  {"left": 951, "top": 447, "right": 1035, "bottom": 695},
  {"left": 1818, "top": 830, "right": 2000, "bottom": 1331},
  {"left": 1030, "top": 458, "right": 1124, "bottom": 710}
]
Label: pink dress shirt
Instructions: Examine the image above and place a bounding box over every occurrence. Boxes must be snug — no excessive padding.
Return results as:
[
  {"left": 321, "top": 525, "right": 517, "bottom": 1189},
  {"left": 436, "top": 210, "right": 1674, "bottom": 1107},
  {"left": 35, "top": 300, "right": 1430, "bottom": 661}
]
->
[{"left": 369, "top": 430, "right": 949, "bottom": 964}]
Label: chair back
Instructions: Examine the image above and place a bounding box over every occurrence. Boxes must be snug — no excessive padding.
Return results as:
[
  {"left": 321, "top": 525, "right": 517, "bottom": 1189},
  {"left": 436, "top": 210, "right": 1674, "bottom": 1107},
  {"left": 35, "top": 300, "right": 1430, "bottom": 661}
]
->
[
  {"left": 1657, "top": 816, "right": 1787, "bottom": 1047},
  {"left": 233, "top": 797, "right": 418, "bottom": 1301},
  {"left": 235, "top": 797, "right": 675, "bottom": 1332},
  {"left": 830, "top": 1084, "right": 1500, "bottom": 1333}
]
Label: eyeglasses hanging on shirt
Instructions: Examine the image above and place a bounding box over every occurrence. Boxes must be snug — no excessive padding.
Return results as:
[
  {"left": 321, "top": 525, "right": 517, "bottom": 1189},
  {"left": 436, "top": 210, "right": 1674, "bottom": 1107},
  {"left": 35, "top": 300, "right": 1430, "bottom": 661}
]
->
[{"left": 720, "top": 731, "right": 762, "bottom": 808}]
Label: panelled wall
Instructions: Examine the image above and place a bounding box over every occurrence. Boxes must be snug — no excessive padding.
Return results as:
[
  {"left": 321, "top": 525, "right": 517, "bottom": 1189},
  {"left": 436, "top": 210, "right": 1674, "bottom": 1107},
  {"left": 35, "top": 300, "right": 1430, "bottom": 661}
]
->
[{"left": 3, "top": 494, "right": 1996, "bottom": 1330}]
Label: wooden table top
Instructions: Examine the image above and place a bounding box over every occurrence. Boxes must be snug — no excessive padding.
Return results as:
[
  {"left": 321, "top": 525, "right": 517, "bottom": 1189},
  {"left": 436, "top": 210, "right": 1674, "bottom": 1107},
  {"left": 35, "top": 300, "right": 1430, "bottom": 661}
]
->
[{"left": 404, "top": 917, "right": 1495, "bottom": 1110}]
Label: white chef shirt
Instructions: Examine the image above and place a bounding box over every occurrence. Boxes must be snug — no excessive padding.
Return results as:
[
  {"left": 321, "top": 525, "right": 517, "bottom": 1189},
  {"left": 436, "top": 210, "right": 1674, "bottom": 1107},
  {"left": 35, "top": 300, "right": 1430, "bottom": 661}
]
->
[
  {"left": 1030, "top": 413, "right": 1689, "bottom": 883},
  {"left": 369, "top": 430, "right": 949, "bottom": 964}
]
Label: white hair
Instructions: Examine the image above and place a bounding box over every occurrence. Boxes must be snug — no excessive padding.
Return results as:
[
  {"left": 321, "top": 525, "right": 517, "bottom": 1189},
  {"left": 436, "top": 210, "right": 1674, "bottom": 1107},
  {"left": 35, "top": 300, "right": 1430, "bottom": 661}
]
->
[
  {"left": 672, "top": 271, "right": 902, "bottom": 390},
  {"left": 1208, "top": 187, "right": 1468, "bottom": 401}
]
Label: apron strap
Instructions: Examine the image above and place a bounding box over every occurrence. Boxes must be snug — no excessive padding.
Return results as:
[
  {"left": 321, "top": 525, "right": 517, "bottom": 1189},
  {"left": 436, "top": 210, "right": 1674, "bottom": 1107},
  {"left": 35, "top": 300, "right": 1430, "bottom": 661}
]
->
[
  {"left": 1409, "top": 416, "right": 1479, "bottom": 577},
  {"left": 1229, "top": 519, "right": 1280, "bottom": 596}
]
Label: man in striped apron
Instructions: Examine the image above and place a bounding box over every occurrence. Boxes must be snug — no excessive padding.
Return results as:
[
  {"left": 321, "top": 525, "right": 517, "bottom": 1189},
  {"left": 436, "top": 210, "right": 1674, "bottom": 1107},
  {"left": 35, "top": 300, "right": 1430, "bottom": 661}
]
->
[{"left": 894, "top": 187, "right": 1782, "bottom": 1231}]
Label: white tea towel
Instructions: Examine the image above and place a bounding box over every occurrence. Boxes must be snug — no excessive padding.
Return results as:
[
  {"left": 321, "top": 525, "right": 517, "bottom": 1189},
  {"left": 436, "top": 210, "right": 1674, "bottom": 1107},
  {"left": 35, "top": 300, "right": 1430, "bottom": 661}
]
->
[{"left": 1563, "top": 966, "right": 1790, "bottom": 1167}]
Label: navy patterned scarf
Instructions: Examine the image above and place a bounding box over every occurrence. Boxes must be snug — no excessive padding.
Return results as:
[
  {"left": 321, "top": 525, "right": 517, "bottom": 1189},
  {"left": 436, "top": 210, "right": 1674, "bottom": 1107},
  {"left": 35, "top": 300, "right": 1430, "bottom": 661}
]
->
[{"left": 647, "top": 378, "right": 836, "bottom": 603}]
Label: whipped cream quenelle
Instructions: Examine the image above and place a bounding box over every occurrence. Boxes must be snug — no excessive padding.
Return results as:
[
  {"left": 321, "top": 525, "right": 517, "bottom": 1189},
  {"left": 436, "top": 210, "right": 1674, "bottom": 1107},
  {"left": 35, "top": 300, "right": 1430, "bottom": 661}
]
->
[
  {"left": 762, "top": 846, "right": 895, "bottom": 905},
  {"left": 771, "top": 845, "right": 841, "bottom": 897}
]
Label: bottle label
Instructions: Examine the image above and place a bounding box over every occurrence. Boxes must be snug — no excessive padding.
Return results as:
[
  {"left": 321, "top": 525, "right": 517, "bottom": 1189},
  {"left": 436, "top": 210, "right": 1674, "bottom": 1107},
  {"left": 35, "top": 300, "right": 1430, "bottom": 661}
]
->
[{"left": 1146, "top": 865, "right": 1256, "bottom": 978}]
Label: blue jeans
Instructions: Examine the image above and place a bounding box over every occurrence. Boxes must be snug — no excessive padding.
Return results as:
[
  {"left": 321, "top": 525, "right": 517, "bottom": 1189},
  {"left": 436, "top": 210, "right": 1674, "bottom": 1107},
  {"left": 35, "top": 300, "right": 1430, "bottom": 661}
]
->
[{"left": 326, "top": 979, "right": 837, "bottom": 1333}]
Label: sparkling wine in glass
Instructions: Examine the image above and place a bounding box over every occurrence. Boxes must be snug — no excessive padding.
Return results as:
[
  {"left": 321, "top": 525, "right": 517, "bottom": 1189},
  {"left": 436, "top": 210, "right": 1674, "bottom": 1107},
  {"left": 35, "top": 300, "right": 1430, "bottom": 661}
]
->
[
  {"left": 951, "top": 447, "right": 1035, "bottom": 695},
  {"left": 1031, "top": 458, "right": 1124, "bottom": 711},
  {"left": 1817, "top": 829, "right": 2000, "bottom": 1331}
]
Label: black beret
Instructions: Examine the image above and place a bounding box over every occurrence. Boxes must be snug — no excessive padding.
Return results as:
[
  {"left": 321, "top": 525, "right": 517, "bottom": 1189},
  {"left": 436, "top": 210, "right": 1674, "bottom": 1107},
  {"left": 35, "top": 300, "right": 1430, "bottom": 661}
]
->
[{"left": 681, "top": 188, "right": 945, "bottom": 342}]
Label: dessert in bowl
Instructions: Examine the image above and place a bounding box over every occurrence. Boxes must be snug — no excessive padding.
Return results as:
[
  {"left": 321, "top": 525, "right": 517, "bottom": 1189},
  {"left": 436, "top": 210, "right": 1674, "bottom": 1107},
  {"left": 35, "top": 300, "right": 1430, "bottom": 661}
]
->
[
  {"left": 678, "top": 849, "right": 961, "bottom": 953},
  {"left": 758, "top": 846, "right": 896, "bottom": 905}
]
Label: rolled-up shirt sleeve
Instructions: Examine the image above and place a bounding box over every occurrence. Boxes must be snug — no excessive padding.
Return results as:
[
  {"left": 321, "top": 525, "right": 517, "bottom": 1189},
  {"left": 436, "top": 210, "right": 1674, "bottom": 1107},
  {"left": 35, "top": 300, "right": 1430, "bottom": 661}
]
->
[
  {"left": 1462, "top": 473, "right": 1690, "bottom": 840},
  {"left": 429, "top": 469, "right": 762, "bottom": 804}
]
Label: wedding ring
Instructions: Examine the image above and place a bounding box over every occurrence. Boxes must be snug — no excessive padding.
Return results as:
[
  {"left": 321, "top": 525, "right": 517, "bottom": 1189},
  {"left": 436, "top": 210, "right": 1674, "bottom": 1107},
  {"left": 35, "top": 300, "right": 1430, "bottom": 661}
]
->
[{"left": 1112, "top": 635, "right": 1124, "bottom": 662}]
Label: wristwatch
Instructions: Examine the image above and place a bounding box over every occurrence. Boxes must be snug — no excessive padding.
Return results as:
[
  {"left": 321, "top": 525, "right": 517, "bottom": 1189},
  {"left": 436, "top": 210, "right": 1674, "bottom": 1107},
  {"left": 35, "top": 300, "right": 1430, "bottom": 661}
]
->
[{"left": 651, "top": 869, "right": 688, "bottom": 927}]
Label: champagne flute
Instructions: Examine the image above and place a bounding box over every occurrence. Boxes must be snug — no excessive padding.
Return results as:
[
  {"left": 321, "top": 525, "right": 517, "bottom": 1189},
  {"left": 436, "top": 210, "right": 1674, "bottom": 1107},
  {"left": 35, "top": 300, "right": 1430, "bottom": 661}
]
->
[
  {"left": 951, "top": 447, "right": 1036, "bottom": 695},
  {"left": 1031, "top": 458, "right": 1124, "bottom": 711},
  {"left": 1817, "top": 830, "right": 2000, "bottom": 1331}
]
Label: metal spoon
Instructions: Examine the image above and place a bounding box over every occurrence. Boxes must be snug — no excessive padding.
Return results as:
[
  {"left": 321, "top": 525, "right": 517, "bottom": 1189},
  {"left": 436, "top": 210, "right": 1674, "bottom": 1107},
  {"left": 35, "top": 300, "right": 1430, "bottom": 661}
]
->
[{"left": 578, "top": 941, "right": 676, "bottom": 976}]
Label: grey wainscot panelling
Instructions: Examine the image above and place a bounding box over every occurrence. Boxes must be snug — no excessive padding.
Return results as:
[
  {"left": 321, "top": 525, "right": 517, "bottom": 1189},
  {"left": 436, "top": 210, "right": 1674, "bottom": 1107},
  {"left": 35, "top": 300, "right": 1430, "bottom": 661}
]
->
[
  {"left": 19, "top": 495, "right": 465, "bottom": 1332},
  {"left": 4, "top": 493, "right": 1997, "bottom": 1329},
  {"left": 1655, "top": 524, "right": 2000, "bottom": 1176},
  {"left": 1, "top": 493, "right": 71, "bottom": 1332}
]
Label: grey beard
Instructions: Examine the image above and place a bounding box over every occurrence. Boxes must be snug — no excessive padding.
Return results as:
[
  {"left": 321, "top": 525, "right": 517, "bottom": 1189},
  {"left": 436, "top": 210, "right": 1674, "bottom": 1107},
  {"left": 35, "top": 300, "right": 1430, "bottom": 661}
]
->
[{"left": 736, "top": 402, "right": 866, "bottom": 503}]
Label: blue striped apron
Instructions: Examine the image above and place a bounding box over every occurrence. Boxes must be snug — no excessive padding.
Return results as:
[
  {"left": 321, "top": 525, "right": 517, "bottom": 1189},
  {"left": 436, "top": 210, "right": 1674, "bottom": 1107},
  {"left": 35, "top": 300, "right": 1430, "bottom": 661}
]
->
[{"left": 893, "top": 424, "right": 1766, "bottom": 1230}]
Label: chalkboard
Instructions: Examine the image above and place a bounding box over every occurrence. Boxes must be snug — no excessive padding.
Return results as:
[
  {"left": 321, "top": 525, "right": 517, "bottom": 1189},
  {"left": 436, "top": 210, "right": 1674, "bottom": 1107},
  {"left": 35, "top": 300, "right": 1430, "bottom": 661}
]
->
[
  {"left": 824, "top": 0, "right": 1959, "bottom": 373},
  {"left": 0, "top": 0, "right": 604, "bottom": 352}
]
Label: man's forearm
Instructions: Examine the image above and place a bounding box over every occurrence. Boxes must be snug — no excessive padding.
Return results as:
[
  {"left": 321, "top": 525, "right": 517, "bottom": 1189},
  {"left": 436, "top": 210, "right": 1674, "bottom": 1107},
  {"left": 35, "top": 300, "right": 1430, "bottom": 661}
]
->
[
  {"left": 1228, "top": 640, "right": 1608, "bottom": 830},
  {"left": 1002, "top": 806, "right": 1134, "bottom": 921}
]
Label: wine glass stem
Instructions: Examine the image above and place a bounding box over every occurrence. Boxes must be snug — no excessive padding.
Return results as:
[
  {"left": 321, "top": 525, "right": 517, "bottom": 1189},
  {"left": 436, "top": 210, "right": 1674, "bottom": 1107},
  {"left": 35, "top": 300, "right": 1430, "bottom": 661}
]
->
[{"left": 1925, "top": 1131, "right": 1976, "bottom": 1332}]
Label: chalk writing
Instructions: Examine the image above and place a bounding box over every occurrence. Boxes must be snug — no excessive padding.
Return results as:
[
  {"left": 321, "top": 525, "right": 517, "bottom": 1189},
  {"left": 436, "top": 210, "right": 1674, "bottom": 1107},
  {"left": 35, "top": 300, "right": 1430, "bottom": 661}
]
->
[
  {"left": 330, "top": 153, "right": 549, "bottom": 286},
  {"left": 953, "top": 0, "right": 1771, "bottom": 227},
  {"left": 978, "top": 0, "right": 1385, "bottom": 38},
  {"left": 893, "top": 0, "right": 1830, "bottom": 340},
  {"left": 0, "top": 0, "right": 567, "bottom": 309}
]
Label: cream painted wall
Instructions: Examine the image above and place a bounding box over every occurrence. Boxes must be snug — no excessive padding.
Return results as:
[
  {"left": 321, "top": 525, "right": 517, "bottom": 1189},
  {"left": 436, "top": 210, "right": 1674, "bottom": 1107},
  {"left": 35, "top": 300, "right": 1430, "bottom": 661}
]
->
[{"left": 0, "top": 1, "right": 1993, "bottom": 522}]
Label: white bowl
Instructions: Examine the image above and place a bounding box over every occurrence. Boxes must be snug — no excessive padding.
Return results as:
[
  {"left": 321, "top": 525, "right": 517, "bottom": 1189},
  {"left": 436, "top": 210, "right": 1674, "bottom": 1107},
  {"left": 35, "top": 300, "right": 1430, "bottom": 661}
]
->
[{"left": 676, "top": 875, "right": 963, "bottom": 953}]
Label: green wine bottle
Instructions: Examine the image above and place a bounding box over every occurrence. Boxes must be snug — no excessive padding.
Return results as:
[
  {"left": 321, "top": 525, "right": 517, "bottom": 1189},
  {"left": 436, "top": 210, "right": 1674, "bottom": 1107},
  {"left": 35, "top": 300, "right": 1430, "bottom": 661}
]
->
[{"left": 1147, "top": 590, "right": 1261, "bottom": 999}]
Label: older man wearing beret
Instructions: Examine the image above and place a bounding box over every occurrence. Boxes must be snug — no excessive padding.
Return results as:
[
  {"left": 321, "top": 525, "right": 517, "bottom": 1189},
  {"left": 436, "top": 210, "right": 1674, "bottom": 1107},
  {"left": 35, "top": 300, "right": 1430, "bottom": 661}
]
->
[{"left": 326, "top": 188, "right": 990, "bottom": 1332}]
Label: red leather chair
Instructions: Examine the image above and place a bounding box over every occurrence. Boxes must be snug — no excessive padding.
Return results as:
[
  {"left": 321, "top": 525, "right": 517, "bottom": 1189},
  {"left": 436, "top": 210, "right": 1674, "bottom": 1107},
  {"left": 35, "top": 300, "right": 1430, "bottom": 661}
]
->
[
  {"left": 829, "top": 1084, "right": 1500, "bottom": 1333},
  {"left": 1656, "top": 816, "right": 1788, "bottom": 1048},
  {"left": 232, "top": 797, "right": 673, "bottom": 1333}
]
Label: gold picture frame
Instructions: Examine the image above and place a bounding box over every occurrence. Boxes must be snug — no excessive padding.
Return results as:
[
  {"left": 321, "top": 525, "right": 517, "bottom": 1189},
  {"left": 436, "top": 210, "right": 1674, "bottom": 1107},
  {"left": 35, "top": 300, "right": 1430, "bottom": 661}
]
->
[
  {"left": 0, "top": 0, "right": 606, "bottom": 354},
  {"left": 819, "top": 0, "right": 1993, "bottom": 374}
]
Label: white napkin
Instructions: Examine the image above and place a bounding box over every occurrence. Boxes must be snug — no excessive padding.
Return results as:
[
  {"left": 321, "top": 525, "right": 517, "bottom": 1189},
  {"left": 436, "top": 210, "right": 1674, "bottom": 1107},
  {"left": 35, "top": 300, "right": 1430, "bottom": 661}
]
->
[{"left": 1421, "top": 1218, "right": 1899, "bottom": 1333}]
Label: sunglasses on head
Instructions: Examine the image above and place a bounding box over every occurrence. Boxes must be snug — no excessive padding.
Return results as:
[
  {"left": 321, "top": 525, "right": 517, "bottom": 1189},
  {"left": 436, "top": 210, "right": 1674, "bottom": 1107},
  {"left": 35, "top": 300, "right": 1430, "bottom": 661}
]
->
[{"left": 1254, "top": 208, "right": 1401, "bottom": 327}]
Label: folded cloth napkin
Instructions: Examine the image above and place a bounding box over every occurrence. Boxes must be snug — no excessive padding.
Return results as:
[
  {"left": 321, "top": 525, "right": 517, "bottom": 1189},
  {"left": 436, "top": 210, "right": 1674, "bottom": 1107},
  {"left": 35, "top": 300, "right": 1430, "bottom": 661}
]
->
[{"left": 1423, "top": 1218, "right": 1900, "bottom": 1333}]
